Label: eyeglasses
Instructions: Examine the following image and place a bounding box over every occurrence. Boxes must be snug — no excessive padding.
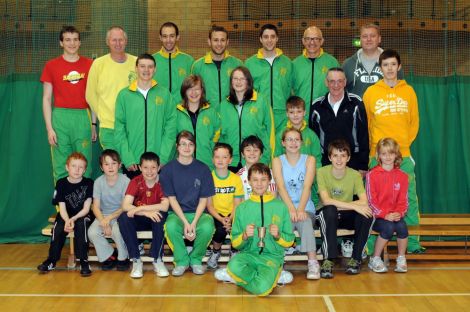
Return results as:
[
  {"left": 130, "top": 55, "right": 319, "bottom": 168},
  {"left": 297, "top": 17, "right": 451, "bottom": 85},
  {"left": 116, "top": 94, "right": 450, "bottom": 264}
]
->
[
  {"left": 179, "top": 142, "right": 195, "bottom": 148},
  {"left": 303, "top": 37, "right": 322, "bottom": 43},
  {"left": 284, "top": 137, "right": 301, "bottom": 143}
]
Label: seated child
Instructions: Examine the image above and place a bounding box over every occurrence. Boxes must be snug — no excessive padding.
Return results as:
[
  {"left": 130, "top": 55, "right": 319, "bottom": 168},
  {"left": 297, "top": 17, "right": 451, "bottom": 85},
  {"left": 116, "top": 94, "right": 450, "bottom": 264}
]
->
[
  {"left": 274, "top": 95, "right": 322, "bottom": 206},
  {"left": 316, "top": 139, "right": 373, "bottom": 278},
  {"left": 118, "top": 152, "right": 169, "bottom": 279},
  {"left": 37, "top": 152, "right": 93, "bottom": 277},
  {"left": 214, "top": 163, "right": 295, "bottom": 296},
  {"left": 160, "top": 131, "right": 215, "bottom": 277},
  {"left": 237, "top": 135, "right": 277, "bottom": 199},
  {"left": 88, "top": 149, "right": 130, "bottom": 271},
  {"left": 206, "top": 143, "right": 244, "bottom": 269},
  {"left": 272, "top": 128, "right": 320, "bottom": 280},
  {"left": 367, "top": 138, "right": 409, "bottom": 273}
]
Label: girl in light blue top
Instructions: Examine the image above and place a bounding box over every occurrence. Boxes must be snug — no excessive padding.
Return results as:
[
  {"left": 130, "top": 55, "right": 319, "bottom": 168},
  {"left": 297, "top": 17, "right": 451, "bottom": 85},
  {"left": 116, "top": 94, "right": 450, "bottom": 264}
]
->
[{"left": 272, "top": 128, "right": 319, "bottom": 280}]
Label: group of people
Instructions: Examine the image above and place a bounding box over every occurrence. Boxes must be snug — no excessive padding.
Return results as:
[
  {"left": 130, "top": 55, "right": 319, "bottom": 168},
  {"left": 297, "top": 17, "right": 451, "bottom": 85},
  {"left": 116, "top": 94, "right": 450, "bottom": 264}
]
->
[{"left": 38, "top": 21, "right": 422, "bottom": 296}]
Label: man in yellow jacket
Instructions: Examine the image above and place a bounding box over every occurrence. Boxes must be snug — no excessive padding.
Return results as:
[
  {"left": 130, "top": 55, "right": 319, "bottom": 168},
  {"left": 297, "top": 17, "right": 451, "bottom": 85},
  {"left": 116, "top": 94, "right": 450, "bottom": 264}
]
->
[
  {"left": 363, "top": 49, "right": 424, "bottom": 254},
  {"left": 86, "top": 26, "right": 137, "bottom": 150}
]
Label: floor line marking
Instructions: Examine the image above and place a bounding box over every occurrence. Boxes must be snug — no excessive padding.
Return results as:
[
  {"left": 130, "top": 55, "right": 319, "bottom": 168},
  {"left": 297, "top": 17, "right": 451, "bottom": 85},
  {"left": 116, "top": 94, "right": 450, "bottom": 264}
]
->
[
  {"left": 323, "top": 295, "right": 336, "bottom": 312},
  {"left": 1, "top": 293, "right": 470, "bottom": 298},
  {"left": 3, "top": 266, "right": 470, "bottom": 271}
]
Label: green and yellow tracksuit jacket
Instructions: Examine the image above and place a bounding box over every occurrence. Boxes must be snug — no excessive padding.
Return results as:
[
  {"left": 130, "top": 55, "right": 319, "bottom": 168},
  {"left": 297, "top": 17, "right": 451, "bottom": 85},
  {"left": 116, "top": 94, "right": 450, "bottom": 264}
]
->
[
  {"left": 152, "top": 47, "right": 194, "bottom": 104},
  {"left": 114, "top": 79, "right": 177, "bottom": 167},
  {"left": 191, "top": 51, "right": 242, "bottom": 112},
  {"left": 175, "top": 102, "right": 221, "bottom": 168}
]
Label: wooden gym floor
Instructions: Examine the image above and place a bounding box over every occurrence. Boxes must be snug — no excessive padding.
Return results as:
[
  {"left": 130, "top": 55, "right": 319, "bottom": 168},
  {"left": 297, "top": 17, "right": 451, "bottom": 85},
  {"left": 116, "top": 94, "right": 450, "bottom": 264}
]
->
[{"left": 1, "top": 244, "right": 470, "bottom": 311}]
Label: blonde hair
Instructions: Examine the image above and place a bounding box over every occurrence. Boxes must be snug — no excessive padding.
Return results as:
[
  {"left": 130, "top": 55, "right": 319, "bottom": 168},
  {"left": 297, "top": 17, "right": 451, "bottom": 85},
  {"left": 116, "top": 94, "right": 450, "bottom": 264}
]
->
[
  {"left": 376, "top": 138, "right": 402, "bottom": 168},
  {"left": 281, "top": 128, "right": 303, "bottom": 142}
]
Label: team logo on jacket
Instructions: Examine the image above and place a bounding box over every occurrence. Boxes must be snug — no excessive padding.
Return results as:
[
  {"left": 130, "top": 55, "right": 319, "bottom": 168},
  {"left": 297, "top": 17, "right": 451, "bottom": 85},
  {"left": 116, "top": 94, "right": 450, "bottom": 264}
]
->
[
  {"left": 249, "top": 107, "right": 258, "bottom": 115},
  {"left": 304, "top": 138, "right": 311, "bottom": 146},
  {"left": 202, "top": 116, "right": 210, "bottom": 126},
  {"left": 279, "top": 67, "right": 287, "bottom": 76},
  {"left": 374, "top": 95, "right": 409, "bottom": 115},
  {"left": 272, "top": 214, "right": 280, "bottom": 225},
  {"left": 81, "top": 139, "right": 90, "bottom": 149},
  {"left": 266, "top": 260, "right": 276, "bottom": 267},
  {"left": 226, "top": 68, "right": 234, "bottom": 77},
  {"left": 155, "top": 96, "right": 164, "bottom": 105},
  {"left": 178, "top": 68, "right": 187, "bottom": 76},
  {"left": 63, "top": 71, "right": 85, "bottom": 84},
  {"left": 394, "top": 183, "right": 401, "bottom": 191},
  {"left": 321, "top": 66, "right": 328, "bottom": 74},
  {"left": 128, "top": 71, "right": 137, "bottom": 83}
]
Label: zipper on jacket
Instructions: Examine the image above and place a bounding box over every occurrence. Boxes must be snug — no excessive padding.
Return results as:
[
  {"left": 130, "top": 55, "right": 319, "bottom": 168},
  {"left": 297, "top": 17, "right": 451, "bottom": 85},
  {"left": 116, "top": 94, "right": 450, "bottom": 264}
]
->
[
  {"left": 168, "top": 53, "right": 172, "bottom": 92},
  {"left": 270, "top": 63, "right": 274, "bottom": 108},
  {"left": 144, "top": 94, "right": 148, "bottom": 152},
  {"left": 310, "top": 59, "right": 315, "bottom": 106},
  {"left": 236, "top": 103, "right": 244, "bottom": 166},
  {"left": 218, "top": 67, "right": 222, "bottom": 104}
]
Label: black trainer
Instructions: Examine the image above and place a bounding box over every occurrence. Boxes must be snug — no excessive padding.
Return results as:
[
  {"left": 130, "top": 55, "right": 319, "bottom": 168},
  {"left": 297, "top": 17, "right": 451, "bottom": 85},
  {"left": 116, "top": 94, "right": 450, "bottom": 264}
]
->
[
  {"left": 345, "top": 258, "right": 361, "bottom": 275},
  {"left": 80, "top": 260, "right": 92, "bottom": 277},
  {"left": 320, "top": 259, "right": 334, "bottom": 279},
  {"left": 37, "top": 259, "right": 56, "bottom": 273},
  {"left": 116, "top": 259, "right": 130, "bottom": 271},
  {"left": 101, "top": 257, "right": 117, "bottom": 271}
]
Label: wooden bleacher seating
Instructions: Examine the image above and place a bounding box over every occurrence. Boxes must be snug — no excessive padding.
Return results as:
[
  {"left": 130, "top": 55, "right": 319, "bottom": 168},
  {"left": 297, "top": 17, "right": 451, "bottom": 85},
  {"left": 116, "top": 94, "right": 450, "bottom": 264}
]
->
[{"left": 42, "top": 214, "right": 470, "bottom": 265}]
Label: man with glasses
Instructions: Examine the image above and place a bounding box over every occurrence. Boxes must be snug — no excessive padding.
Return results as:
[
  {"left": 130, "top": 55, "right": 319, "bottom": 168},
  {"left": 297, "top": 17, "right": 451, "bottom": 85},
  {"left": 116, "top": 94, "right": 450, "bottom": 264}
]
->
[
  {"left": 308, "top": 68, "right": 368, "bottom": 174},
  {"left": 292, "top": 26, "right": 339, "bottom": 121}
]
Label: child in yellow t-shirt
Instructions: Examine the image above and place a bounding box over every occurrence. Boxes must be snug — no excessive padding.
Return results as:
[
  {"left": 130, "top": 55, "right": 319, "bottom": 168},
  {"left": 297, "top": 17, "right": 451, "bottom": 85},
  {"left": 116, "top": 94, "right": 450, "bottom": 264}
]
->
[{"left": 206, "top": 143, "right": 244, "bottom": 269}]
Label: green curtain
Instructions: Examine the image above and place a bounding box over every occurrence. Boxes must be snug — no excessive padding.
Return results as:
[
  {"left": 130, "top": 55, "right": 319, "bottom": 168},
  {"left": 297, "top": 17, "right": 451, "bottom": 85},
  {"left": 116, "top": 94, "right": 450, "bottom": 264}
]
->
[
  {"left": 0, "top": 75, "right": 469, "bottom": 242},
  {"left": 411, "top": 75, "right": 470, "bottom": 214}
]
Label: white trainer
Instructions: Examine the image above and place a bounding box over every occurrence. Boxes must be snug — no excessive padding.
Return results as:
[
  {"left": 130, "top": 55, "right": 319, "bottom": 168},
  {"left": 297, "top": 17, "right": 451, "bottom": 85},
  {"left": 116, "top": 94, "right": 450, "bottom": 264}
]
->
[
  {"left": 368, "top": 256, "right": 388, "bottom": 273},
  {"left": 130, "top": 260, "right": 143, "bottom": 278},
  {"left": 191, "top": 264, "right": 205, "bottom": 275},
  {"left": 214, "top": 268, "right": 235, "bottom": 283},
  {"left": 394, "top": 255, "right": 408, "bottom": 273},
  {"left": 306, "top": 261, "right": 320, "bottom": 280},
  {"left": 277, "top": 270, "right": 294, "bottom": 284},
  {"left": 172, "top": 265, "right": 188, "bottom": 277},
  {"left": 153, "top": 261, "right": 169, "bottom": 277}
]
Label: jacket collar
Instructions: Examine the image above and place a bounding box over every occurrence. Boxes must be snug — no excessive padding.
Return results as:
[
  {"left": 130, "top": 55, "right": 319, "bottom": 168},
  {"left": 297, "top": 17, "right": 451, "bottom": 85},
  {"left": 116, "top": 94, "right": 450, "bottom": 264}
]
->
[
  {"left": 286, "top": 119, "right": 307, "bottom": 131},
  {"left": 128, "top": 79, "right": 157, "bottom": 92},
  {"left": 302, "top": 48, "right": 324, "bottom": 58},
  {"left": 249, "top": 192, "right": 276, "bottom": 203},
  {"left": 158, "top": 47, "right": 182, "bottom": 58},
  {"left": 256, "top": 48, "right": 283, "bottom": 59},
  {"left": 204, "top": 51, "right": 231, "bottom": 64}
]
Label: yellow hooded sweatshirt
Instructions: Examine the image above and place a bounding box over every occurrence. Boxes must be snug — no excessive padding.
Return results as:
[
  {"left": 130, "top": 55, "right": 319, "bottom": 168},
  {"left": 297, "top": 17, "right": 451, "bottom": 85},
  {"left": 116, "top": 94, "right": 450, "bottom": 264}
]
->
[{"left": 363, "top": 79, "right": 419, "bottom": 157}]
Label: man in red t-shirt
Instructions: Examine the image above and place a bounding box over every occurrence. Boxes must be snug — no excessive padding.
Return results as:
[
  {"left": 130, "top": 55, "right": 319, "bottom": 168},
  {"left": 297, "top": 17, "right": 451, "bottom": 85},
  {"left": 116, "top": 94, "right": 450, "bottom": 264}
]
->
[{"left": 41, "top": 26, "right": 96, "bottom": 181}]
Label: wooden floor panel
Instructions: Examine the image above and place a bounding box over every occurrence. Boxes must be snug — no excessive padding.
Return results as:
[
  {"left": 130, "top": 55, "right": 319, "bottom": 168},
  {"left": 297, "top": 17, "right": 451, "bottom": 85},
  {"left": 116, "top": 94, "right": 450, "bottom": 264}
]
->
[{"left": 2, "top": 244, "right": 470, "bottom": 311}]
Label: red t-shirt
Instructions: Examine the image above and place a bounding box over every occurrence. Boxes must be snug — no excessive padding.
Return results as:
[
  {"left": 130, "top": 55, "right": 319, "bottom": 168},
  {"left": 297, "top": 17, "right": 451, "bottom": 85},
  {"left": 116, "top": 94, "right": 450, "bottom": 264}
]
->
[
  {"left": 126, "top": 175, "right": 165, "bottom": 206},
  {"left": 40, "top": 55, "right": 93, "bottom": 109}
]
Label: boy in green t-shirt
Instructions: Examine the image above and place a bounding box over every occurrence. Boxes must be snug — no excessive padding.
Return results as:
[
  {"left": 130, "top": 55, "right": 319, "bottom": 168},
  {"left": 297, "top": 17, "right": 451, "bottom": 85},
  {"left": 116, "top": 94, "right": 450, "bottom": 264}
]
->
[
  {"left": 316, "top": 139, "right": 373, "bottom": 278},
  {"left": 206, "top": 143, "right": 244, "bottom": 269}
]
